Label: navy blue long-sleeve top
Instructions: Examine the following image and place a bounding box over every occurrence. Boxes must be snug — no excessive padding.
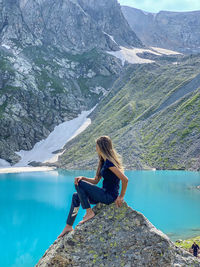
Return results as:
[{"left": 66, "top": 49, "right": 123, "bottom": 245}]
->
[{"left": 100, "top": 158, "right": 120, "bottom": 199}]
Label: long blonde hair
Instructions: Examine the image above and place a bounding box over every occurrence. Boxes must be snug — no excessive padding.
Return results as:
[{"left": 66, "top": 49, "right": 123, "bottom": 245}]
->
[{"left": 95, "top": 136, "right": 124, "bottom": 178}]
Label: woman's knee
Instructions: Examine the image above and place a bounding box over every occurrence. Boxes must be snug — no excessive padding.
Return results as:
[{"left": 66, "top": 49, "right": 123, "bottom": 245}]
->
[
  {"left": 75, "top": 180, "right": 85, "bottom": 190},
  {"left": 74, "top": 179, "right": 83, "bottom": 187}
]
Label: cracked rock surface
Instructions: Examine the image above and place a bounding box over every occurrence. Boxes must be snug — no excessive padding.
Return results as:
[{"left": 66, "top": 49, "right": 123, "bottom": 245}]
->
[{"left": 36, "top": 202, "right": 200, "bottom": 267}]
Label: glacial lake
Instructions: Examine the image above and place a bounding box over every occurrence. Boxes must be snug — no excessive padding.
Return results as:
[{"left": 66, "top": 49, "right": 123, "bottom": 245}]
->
[{"left": 0, "top": 169, "right": 200, "bottom": 267}]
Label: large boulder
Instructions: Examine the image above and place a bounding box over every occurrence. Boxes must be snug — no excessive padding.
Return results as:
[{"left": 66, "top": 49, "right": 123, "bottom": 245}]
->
[{"left": 36, "top": 202, "right": 200, "bottom": 266}]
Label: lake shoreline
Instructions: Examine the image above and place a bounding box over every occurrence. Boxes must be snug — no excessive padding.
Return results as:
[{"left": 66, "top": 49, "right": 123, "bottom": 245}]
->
[{"left": 0, "top": 166, "right": 56, "bottom": 174}]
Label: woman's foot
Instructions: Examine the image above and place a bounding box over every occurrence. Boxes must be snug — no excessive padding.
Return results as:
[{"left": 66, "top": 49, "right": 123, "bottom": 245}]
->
[
  {"left": 79, "top": 209, "right": 95, "bottom": 224},
  {"left": 57, "top": 224, "right": 73, "bottom": 238}
]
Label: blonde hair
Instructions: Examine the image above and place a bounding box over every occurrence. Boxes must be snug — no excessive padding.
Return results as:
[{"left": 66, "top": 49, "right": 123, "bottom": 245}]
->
[{"left": 95, "top": 135, "right": 124, "bottom": 178}]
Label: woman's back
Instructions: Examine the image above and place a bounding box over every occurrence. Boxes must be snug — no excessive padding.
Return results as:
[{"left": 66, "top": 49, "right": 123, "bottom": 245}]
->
[{"left": 100, "top": 158, "right": 120, "bottom": 199}]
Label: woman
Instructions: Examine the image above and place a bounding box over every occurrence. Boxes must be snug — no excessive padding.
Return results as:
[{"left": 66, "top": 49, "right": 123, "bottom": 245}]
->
[{"left": 58, "top": 135, "right": 129, "bottom": 238}]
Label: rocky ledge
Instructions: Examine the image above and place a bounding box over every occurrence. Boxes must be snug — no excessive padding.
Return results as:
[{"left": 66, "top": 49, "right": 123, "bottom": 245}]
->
[{"left": 36, "top": 202, "right": 200, "bottom": 267}]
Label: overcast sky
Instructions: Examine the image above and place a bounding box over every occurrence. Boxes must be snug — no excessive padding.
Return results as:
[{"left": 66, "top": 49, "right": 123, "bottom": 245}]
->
[{"left": 118, "top": 0, "right": 200, "bottom": 13}]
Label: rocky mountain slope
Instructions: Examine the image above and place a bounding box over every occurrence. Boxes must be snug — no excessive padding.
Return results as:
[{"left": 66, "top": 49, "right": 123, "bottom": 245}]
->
[
  {"left": 1, "top": 0, "right": 143, "bottom": 52},
  {"left": 36, "top": 202, "right": 200, "bottom": 266},
  {"left": 0, "top": 45, "right": 122, "bottom": 164},
  {"left": 57, "top": 54, "right": 200, "bottom": 171},
  {"left": 0, "top": 0, "right": 143, "bottom": 165},
  {"left": 121, "top": 6, "right": 200, "bottom": 54}
]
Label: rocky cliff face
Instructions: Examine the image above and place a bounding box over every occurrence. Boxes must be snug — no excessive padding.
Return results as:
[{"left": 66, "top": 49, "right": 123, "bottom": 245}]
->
[
  {"left": 0, "top": 0, "right": 143, "bottom": 165},
  {"left": 0, "top": 45, "right": 121, "bottom": 164},
  {"left": 1, "top": 0, "right": 143, "bottom": 52},
  {"left": 121, "top": 6, "right": 200, "bottom": 54},
  {"left": 36, "top": 202, "right": 200, "bottom": 266}
]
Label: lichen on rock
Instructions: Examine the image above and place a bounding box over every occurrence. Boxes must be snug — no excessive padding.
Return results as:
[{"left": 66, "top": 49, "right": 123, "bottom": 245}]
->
[{"left": 36, "top": 202, "right": 200, "bottom": 267}]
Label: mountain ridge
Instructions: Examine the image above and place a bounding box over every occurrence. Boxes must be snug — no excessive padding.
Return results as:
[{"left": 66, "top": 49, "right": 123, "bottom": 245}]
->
[{"left": 121, "top": 5, "right": 200, "bottom": 54}]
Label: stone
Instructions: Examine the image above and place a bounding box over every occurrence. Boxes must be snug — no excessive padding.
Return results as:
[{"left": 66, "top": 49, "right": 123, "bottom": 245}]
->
[{"left": 36, "top": 202, "right": 200, "bottom": 267}]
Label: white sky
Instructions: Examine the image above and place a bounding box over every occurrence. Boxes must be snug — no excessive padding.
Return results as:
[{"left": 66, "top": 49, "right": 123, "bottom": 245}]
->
[{"left": 118, "top": 0, "right": 200, "bottom": 13}]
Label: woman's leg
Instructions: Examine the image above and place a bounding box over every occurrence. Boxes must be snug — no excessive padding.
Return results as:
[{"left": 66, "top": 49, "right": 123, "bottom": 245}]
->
[
  {"left": 66, "top": 192, "right": 81, "bottom": 225},
  {"left": 76, "top": 180, "right": 115, "bottom": 205},
  {"left": 74, "top": 182, "right": 97, "bottom": 224},
  {"left": 75, "top": 180, "right": 115, "bottom": 224},
  {"left": 58, "top": 192, "right": 81, "bottom": 238},
  {"left": 58, "top": 188, "right": 99, "bottom": 238},
  {"left": 58, "top": 180, "right": 115, "bottom": 237}
]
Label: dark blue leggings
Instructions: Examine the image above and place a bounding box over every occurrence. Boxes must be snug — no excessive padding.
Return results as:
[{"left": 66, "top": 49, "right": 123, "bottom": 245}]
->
[{"left": 66, "top": 180, "right": 116, "bottom": 226}]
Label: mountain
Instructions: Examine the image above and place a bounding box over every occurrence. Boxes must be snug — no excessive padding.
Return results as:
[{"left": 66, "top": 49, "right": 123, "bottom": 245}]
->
[
  {"left": 0, "top": 0, "right": 143, "bottom": 165},
  {"left": 121, "top": 6, "right": 200, "bottom": 54},
  {"left": 1, "top": 0, "right": 143, "bottom": 52},
  {"left": 36, "top": 202, "right": 200, "bottom": 266},
  {"left": 57, "top": 54, "right": 200, "bottom": 171}
]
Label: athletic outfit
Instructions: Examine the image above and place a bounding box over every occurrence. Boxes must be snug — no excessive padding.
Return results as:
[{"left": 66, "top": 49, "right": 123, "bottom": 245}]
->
[
  {"left": 192, "top": 244, "right": 199, "bottom": 257},
  {"left": 66, "top": 159, "right": 120, "bottom": 226}
]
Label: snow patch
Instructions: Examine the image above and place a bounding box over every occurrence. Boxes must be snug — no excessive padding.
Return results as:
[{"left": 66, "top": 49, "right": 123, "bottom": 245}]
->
[
  {"left": 103, "top": 31, "right": 118, "bottom": 45},
  {"left": 45, "top": 118, "right": 92, "bottom": 163},
  {"left": 1, "top": 44, "right": 11, "bottom": 50},
  {"left": 151, "top": 46, "right": 182, "bottom": 55},
  {"left": 106, "top": 46, "right": 181, "bottom": 65},
  {"left": 106, "top": 46, "right": 160, "bottom": 65},
  {"left": 85, "top": 69, "right": 96, "bottom": 78},
  {"left": 90, "top": 86, "right": 107, "bottom": 95},
  {"left": 0, "top": 159, "right": 11, "bottom": 168},
  {"left": 14, "top": 107, "right": 95, "bottom": 167}
]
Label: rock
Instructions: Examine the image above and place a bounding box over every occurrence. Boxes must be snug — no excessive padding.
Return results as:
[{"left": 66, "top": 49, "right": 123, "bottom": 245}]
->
[
  {"left": 122, "top": 6, "right": 200, "bottom": 54},
  {"left": 28, "top": 161, "right": 45, "bottom": 167},
  {"left": 1, "top": 0, "right": 143, "bottom": 52},
  {"left": 36, "top": 202, "right": 200, "bottom": 267}
]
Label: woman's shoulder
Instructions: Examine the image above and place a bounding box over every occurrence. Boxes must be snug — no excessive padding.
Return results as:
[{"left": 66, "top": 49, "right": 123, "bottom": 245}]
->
[{"left": 105, "top": 158, "right": 115, "bottom": 168}]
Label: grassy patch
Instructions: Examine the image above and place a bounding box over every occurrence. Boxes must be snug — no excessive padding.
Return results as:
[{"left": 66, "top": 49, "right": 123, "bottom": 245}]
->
[{"left": 175, "top": 236, "right": 200, "bottom": 251}]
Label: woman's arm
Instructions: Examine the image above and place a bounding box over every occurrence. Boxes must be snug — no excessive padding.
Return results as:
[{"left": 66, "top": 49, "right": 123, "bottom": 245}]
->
[
  {"left": 75, "top": 176, "right": 101, "bottom": 185},
  {"left": 109, "top": 167, "right": 128, "bottom": 197},
  {"left": 109, "top": 167, "right": 128, "bottom": 207}
]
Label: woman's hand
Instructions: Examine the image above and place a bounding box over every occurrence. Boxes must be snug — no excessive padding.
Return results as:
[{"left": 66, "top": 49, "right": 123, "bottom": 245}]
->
[
  {"left": 74, "top": 176, "right": 83, "bottom": 185},
  {"left": 115, "top": 196, "right": 124, "bottom": 207}
]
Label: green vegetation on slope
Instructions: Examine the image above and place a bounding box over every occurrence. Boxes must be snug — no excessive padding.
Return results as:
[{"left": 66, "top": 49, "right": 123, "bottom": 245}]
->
[
  {"left": 58, "top": 55, "right": 200, "bottom": 170},
  {"left": 175, "top": 236, "right": 200, "bottom": 251}
]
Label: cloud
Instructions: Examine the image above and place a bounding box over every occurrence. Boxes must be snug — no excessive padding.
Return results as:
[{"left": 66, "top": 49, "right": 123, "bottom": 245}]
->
[{"left": 118, "top": 0, "right": 200, "bottom": 13}]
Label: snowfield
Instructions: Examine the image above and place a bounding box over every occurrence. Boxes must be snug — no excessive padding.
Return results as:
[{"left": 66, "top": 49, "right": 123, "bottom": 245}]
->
[
  {"left": 0, "top": 107, "right": 95, "bottom": 169},
  {"left": 106, "top": 46, "right": 181, "bottom": 65},
  {"left": 13, "top": 108, "right": 94, "bottom": 167}
]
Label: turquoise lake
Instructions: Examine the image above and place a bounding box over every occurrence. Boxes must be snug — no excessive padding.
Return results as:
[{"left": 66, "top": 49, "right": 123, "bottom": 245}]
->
[{"left": 0, "top": 169, "right": 200, "bottom": 267}]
